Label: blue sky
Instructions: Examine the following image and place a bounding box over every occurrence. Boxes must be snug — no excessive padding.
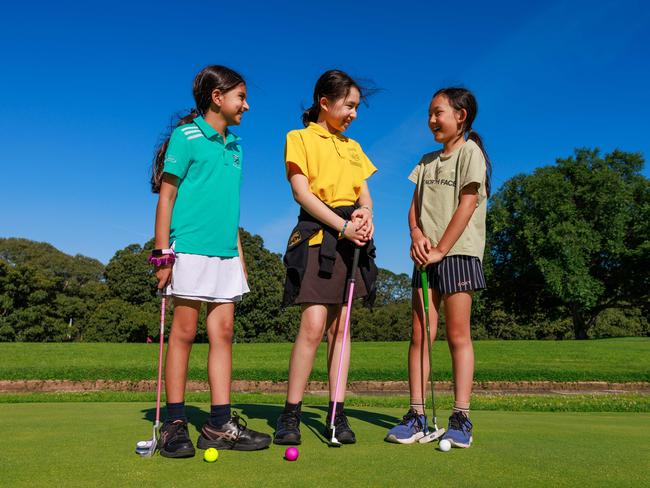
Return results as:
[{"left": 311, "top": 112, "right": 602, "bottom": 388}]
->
[{"left": 1, "top": 0, "right": 649, "bottom": 274}]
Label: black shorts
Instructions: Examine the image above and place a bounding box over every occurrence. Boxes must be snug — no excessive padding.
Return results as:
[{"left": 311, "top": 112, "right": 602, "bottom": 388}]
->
[{"left": 411, "top": 255, "right": 486, "bottom": 295}]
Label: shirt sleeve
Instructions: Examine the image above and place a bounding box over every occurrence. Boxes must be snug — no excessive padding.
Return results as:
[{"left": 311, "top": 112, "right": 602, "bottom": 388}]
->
[
  {"left": 285, "top": 131, "right": 308, "bottom": 178},
  {"left": 408, "top": 161, "right": 421, "bottom": 184},
  {"left": 459, "top": 143, "right": 487, "bottom": 192},
  {"left": 163, "top": 128, "right": 191, "bottom": 180},
  {"left": 358, "top": 145, "right": 378, "bottom": 180}
]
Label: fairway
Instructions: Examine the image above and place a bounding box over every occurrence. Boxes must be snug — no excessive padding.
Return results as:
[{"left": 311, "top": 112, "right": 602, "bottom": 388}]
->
[{"left": 3, "top": 403, "right": 648, "bottom": 488}]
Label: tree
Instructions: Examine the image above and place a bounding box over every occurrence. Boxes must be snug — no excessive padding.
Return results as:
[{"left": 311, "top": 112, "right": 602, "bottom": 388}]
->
[{"left": 488, "top": 148, "right": 649, "bottom": 339}]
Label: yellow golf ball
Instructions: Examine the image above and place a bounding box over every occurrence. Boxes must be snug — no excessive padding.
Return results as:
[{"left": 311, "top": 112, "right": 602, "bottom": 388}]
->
[{"left": 203, "top": 448, "right": 219, "bottom": 462}]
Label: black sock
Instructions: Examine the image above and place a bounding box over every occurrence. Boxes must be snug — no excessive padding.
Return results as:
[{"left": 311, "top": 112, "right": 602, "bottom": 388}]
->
[
  {"left": 166, "top": 402, "right": 186, "bottom": 422},
  {"left": 209, "top": 404, "right": 231, "bottom": 427},
  {"left": 284, "top": 400, "right": 302, "bottom": 414},
  {"left": 328, "top": 401, "right": 344, "bottom": 419}
]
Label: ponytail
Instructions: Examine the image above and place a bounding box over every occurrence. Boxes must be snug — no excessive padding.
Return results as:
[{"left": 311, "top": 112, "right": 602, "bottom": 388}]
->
[
  {"left": 150, "top": 110, "right": 199, "bottom": 193},
  {"left": 302, "top": 104, "right": 320, "bottom": 127},
  {"left": 150, "top": 65, "right": 245, "bottom": 193},
  {"left": 468, "top": 129, "right": 492, "bottom": 197}
]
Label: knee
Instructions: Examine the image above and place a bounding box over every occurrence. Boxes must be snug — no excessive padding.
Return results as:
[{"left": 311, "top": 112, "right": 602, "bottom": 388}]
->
[
  {"left": 301, "top": 321, "right": 325, "bottom": 348},
  {"left": 446, "top": 327, "right": 470, "bottom": 349},
  {"left": 170, "top": 322, "right": 196, "bottom": 345},
  {"left": 215, "top": 319, "right": 234, "bottom": 342}
]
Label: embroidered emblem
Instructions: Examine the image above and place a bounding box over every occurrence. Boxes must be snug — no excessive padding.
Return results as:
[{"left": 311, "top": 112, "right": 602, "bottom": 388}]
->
[
  {"left": 288, "top": 231, "right": 301, "bottom": 248},
  {"left": 348, "top": 148, "right": 362, "bottom": 167},
  {"left": 232, "top": 154, "right": 241, "bottom": 168},
  {"left": 164, "top": 155, "right": 177, "bottom": 164}
]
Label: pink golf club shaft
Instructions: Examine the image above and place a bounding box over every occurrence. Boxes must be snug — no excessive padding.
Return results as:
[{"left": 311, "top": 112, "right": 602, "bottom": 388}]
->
[
  {"left": 155, "top": 297, "right": 166, "bottom": 425},
  {"left": 330, "top": 247, "right": 360, "bottom": 430}
]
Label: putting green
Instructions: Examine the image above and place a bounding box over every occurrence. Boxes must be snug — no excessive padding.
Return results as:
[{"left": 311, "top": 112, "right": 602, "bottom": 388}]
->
[{"left": 3, "top": 403, "right": 648, "bottom": 487}]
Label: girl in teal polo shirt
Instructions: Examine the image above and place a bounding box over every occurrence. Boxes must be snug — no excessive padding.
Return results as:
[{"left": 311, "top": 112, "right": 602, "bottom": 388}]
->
[{"left": 149, "top": 65, "right": 271, "bottom": 458}]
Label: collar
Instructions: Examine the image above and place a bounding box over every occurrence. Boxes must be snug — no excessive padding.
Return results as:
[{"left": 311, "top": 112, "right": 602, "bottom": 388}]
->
[
  {"left": 193, "top": 116, "right": 241, "bottom": 144},
  {"left": 307, "top": 122, "right": 348, "bottom": 141}
]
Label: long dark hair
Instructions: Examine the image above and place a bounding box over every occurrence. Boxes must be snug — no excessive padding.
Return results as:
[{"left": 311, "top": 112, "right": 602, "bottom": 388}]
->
[
  {"left": 150, "top": 65, "right": 245, "bottom": 193},
  {"left": 302, "top": 69, "right": 373, "bottom": 127},
  {"left": 433, "top": 87, "right": 492, "bottom": 197}
]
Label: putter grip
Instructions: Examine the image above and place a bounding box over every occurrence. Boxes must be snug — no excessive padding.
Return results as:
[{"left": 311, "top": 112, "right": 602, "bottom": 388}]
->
[{"left": 420, "top": 270, "right": 429, "bottom": 311}]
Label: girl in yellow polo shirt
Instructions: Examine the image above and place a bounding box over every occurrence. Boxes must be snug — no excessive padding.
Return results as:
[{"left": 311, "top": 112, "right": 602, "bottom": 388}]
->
[{"left": 274, "top": 70, "right": 378, "bottom": 445}]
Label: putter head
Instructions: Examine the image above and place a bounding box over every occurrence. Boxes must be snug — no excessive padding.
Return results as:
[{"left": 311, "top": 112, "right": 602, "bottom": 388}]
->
[
  {"left": 418, "top": 427, "right": 446, "bottom": 444},
  {"left": 328, "top": 426, "right": 342, "bottom": 448},
  {"left": 135, "top": 438, "right": 157, "bottom": 457}
]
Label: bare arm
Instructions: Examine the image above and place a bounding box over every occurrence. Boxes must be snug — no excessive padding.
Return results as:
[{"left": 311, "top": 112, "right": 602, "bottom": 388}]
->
[
  {"left": 426, "top": 184, "right": 479, "bottom": 264},
  {"left": 153, "top": 174, "right": 178, "bottom": 289},
  {"left": 288, "top": 165, "right": 368, "bottom": 246},
  {"left": 237, "top": 229, "right": 248, "bottom": 281},
  {"left": 408, "top": 187, "right": 432, "bottom": 266}
]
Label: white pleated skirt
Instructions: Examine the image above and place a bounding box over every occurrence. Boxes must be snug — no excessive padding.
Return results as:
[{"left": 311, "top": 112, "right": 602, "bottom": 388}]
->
[{"left": 165, "top": 251, "right": 250, "bottom": 303}]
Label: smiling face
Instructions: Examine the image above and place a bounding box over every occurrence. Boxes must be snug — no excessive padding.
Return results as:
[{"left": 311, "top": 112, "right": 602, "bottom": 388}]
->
[
  {"left": 320, "top": 86, "right": 361, "bottom": 133},
  {"left": 216, "top": 83, "right": 249, "bottom": 126},
  {"left": 428, "top": 93, "right": 466, "bottom": 144}
]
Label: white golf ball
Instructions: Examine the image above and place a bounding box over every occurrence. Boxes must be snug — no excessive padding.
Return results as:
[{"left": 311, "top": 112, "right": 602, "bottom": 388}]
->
[{"left": 439, "top": 439, "right": 451, "bottom": 452}]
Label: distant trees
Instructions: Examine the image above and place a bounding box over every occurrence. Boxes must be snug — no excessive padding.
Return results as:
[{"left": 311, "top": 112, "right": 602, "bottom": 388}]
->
[{"left": 0, "top": 148, "right": 647, "bottom": 342}]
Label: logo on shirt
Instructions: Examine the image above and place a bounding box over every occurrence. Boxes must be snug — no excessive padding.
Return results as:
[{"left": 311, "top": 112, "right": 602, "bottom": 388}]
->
[
  {"left": 232, "top": 154, "right": 241, "bottom": 168},
  {"left": 164, "top": 155, "right": 177, "bottom": 164},
  {"left": 348, "top": 148, "right": 362, "bottom": 167},
  {"left": 288, "top": 231, "right": 301, "bottom": 248}
]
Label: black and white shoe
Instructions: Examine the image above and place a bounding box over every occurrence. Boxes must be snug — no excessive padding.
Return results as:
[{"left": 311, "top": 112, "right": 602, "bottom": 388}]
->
[
  {"left": 274, "top": 410, "right": 302, "bottom": 445},
  {"left": 159, "top": 419, "right": 196, "bottom": 458},
  {"left": 324, "top": 412, "right": 356, "bottom": 444},
  {"left": 197, "top": 412, "right": 271, "bottom": 451}
]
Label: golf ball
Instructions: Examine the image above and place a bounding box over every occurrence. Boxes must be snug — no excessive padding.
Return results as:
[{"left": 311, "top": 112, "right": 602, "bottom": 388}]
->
[
  {"left": 204, "top": 448, "right": 219, "bottom": 462},
  {"left": 439, "top": 439, "right": 451, "bottom": 452},
  {"left": 284, "top": 447, "right": 299, "bottom": 461}
]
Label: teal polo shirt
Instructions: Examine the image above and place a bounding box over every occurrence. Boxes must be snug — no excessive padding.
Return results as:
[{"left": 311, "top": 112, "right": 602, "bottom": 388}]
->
[{"left": 163, "top": 116, "right": 243, "bottom": 257}]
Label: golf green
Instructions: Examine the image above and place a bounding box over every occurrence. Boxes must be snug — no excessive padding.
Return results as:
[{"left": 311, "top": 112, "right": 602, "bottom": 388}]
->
[{"left": 3, "top": 403, "right": 648, "bottom": 487}]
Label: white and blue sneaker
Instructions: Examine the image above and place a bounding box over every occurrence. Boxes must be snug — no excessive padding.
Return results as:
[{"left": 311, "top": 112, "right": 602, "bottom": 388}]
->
[
  {"left": 385, "top": 408, "right": 428, "bottom": 444},
  {"left": 441, "top": 411, "right": 473, "bottom": 448}
]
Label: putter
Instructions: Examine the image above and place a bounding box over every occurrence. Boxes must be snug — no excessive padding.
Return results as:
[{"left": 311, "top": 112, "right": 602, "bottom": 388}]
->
[
  {"left": 135, "top": 295, "right": 166, "bottom": 457},
  {"left": 417, "top": 270, "right": 446, "bottom": 444},
  {"left": 328, "top": 246, "right": 361, "bottom": 447}
]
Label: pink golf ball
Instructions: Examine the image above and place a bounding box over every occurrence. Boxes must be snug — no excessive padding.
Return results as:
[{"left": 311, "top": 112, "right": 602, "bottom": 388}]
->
[{"left": 284, "top": 447, "right": 299, "bottom": 461}]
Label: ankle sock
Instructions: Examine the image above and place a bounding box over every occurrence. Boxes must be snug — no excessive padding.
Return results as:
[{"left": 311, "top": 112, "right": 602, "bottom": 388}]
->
[
  {"left": 453, "top": 401, "right": 470, "bottom": 417},
  {"left": 209, "top": 404, "right": 231, "bottom": 427},
  {"left": 166, "top": 402, "right": 186, "bottom": 422},
  {"left": 328, "top": 401, "right": 344, "bottom": 420},
  {"left": 284, "top": 400, "right": 302, "bottom": 414},
  {"left": 410, "top": 398, "right": 425, "bottom": 415}
]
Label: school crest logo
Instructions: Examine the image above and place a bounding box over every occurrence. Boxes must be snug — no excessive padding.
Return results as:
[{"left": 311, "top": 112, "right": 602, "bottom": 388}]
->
[
  {"left": 164, "top": 155, "right": 177, "bottom": 164},
  {"left": 288, "top": 231, "right": 301, "bottom": 248},
  {"left": 232, "top": 154, "right": 241, "bottom": 168},
  {"left": 348, "top": 148, "right": 362, "bottom": 167}
]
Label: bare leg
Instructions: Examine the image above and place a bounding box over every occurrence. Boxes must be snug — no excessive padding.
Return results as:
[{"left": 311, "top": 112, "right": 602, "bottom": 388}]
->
[
  {"left": 444, "top": 292, "right": 474, "bottom": 406},
  {"left": 408, "top": 287, "right": 441, "bottom": 406},
  {"left": 205, "top": 302, "right": 235, "bottom": 406},
  {"left": 286, "top": 304, "right": 328, "bottom": 404},
  {"left": 326, "top": 304, "right": 349, "bottom": 402},
  {"left": 164, "top": 298, "right": 200, "bottom": 403}
]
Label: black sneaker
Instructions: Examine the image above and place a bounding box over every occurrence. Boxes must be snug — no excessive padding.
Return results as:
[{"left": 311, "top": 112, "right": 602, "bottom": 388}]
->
[
  {"left": 273, "top": 410, "right": 302, "bottom": 445},
  {"left": 197, "top": 412, "right": 272, "bottom": 451},
  {"left": 324, "top": 412, "right": 356, "bottom": 444},
  {"left": 159, "top": 419, "right": 196, "bottom": 458}
]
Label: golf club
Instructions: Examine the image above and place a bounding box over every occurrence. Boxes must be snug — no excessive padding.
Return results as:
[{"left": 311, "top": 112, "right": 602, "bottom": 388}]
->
[
  {"left": 417, "top": 269, "right": 446, "bottom": 444},
  {"left": 135, "top": 295, "right": 166, "bottom": 457},
  {"left": 328, "top": 246, "right": 361, "bottom": 447}
]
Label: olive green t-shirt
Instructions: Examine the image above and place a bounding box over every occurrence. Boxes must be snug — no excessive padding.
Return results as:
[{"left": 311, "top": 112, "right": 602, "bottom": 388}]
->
[{"left": 408, "top": 139, "right": 487, "bottom": 260}]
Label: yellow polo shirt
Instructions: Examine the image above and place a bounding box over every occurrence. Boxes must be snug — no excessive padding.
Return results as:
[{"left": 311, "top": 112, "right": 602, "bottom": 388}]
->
[{"left": 285, "top": 122, "right": 377, "bottom": 245}]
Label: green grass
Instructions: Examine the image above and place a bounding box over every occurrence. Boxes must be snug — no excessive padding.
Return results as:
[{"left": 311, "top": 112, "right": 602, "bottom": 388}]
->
[
  {"left": 2, "top": 391, "right": 649, "bottom": 412},
  {"left": 3, "top": 402, "right": 648, "bottom": 487},
  {"left": 1, "top": 337, "right": 649, "bottom": 382}
]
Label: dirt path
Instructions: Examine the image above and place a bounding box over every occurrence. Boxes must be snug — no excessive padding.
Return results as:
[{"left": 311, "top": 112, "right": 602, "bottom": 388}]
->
[{"left": 1, "top": 380, "right": 648, "bottom": 395}]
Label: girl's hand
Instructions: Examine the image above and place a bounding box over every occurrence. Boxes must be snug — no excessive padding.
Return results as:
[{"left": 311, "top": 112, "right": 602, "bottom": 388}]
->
[
  {"left": 351, "top": 207, "right": 372, "bottom": 233},
  {"left": 343, "top": 220, "right": 368, "bottom": 246},
  {"left": 410, "top": 227, "right": 432, "bottom": 267},
  {"left": 424, "top": 247, "right": 444, "bottom": 265},
  {"left": 155, "top": 265, "right": 172, "bottom": 290},
  {"left": 353, "top": 214, "right": 374, "bottom": 241}
]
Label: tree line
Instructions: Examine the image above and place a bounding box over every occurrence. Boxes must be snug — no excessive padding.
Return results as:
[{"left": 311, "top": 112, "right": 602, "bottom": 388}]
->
[{"left": 0, "top": 148, "right": 647, "bottom": 342}]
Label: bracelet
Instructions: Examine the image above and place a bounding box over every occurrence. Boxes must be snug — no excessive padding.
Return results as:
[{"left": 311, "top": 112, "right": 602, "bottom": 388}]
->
[
  {"left": 148, "top": 251, "right": 176, "bottom": 267},
  {"left": 339, "top": 220, "right": 349, "bottom": 239},
  {"left": 409, "top": 225, "right": 419, "bottom": 232},
  {"left": 359, "top": 205, "right": 373, "bottom": 216}
]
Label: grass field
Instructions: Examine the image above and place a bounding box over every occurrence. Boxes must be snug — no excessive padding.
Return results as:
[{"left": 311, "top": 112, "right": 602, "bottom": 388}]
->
[
  {"left": 3, "top": 402, "right": 648, "bottom": 488},
  {"left": 1, "top": 337, "right": 649, "bottom": 382}
]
